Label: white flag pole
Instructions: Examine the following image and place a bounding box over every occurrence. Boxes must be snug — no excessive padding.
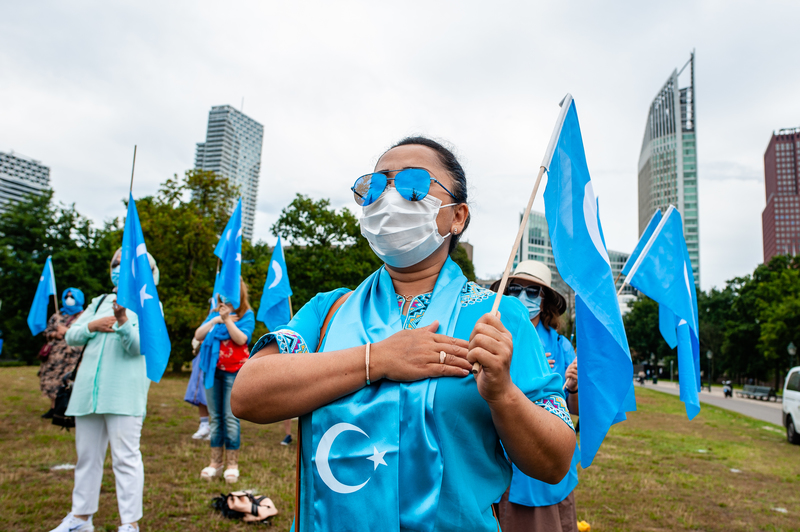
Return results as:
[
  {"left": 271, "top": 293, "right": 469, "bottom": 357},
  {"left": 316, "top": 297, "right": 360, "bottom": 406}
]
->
[
  {"left": 617, "top": 205, "right": 676, "bottom": 296},
  {"left": 472, "top": 94, "right": 573, "bottom": 375}
]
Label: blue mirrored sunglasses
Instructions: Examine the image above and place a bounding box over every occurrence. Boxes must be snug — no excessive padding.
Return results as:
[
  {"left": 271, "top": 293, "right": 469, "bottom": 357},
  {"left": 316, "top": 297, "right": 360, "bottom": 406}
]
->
[{"left": 351, "top": 167, "right": 458, "bottom": 207}]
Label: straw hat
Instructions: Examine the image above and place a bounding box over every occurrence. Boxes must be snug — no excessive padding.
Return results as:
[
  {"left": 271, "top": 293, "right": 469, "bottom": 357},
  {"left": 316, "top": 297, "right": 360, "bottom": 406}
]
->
[{"left": 490, "top": 260, "right": 567, "bottom": 315}]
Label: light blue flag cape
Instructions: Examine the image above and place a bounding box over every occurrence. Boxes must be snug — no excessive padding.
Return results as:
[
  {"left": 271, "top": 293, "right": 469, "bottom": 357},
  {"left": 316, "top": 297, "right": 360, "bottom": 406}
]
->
[
  {"left": 27, "top": 256, "right": 57, "bottom": 336},
  {"left": 117, "top": 193, "right": 171, "bottom": 383},
  {"left": 306, "top": 257, "right": 466, "bottom": 532},
  {"left": 624, "top": 206, "right": 701, "bottom": 419},
  {"left": 542, "top": 94, "right": 635, "bottom": 467},
  {"left": 622, "top": 209, "right": 663, "bottom": 276},
  {"left": 214, "top": 199, "right": 243, "bottom": 308},
  {"left": 257, "top": 236, "right": 293, "bottom": 331}
]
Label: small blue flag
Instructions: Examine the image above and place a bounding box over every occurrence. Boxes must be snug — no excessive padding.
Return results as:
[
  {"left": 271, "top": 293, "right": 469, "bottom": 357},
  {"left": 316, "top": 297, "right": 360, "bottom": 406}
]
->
[
  {"left": 214, "top": 199, "right": 243, "bottom": 308},
  {"left": 542, "top": 94, "right": 635, "bottom": 467},
  {"left": 624, "top": 206, "right": 701, "bottom": 418},
  {"left": 27, "top": 256, "right": 57, "bottom": 336},
  {"left": 117, "top": 193, "right": 171, "bottom": 383},
  {"left": 622, "top": 209, "right": 663, "bottom": 276},
  {"left": 257, "top": 236, "right": 293, "bottom": 330}
]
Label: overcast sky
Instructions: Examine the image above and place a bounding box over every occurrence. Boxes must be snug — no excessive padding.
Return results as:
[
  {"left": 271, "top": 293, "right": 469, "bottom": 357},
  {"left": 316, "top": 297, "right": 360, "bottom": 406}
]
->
[{"left": 3, "top": 1, "right": 799, "bottom": 290}]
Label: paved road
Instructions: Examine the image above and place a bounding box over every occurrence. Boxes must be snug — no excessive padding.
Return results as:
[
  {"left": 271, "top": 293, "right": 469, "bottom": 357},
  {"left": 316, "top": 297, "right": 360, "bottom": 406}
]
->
[{"left": 644, "top": 380, "right": 784, "bottom": 426}]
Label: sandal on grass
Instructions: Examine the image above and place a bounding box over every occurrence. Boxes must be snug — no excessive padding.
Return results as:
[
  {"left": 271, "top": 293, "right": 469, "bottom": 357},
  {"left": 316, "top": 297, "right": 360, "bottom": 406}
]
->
[
  {"left": 201, "top": 464, "right": 223, "bottom": 480},
  {"left": 224, "top": 467, "right": 240, "bottom": 484}
]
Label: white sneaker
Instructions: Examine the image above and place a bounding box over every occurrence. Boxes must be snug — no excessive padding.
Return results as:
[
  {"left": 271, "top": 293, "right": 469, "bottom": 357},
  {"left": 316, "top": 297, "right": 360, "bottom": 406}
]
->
[
  {"left": 49, "top": 513, "right": 94, "bottom": 532},
  {"left": 192, "top": 422, "right": 210, "bottom": 440},
  {"left": 118, "top": 525, "right": 138, "bottom": 532}
]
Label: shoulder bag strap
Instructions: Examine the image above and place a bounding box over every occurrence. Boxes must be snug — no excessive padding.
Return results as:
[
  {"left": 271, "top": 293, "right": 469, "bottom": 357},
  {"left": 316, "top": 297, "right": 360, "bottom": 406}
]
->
[{"left": 294, "top": 290, "right": 352, "bottom": 531}]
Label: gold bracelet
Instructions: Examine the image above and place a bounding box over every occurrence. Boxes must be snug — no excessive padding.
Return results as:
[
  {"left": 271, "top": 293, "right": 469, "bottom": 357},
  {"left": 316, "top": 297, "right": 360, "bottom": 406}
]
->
[{"left": 365, "top": 342, "right": 371, "bottom": 385}]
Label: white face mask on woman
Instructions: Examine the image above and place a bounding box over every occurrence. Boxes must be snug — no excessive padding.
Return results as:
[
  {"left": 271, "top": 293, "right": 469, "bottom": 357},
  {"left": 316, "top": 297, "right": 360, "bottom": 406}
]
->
[{"left": 359, "top": 188, "right": 455, "bottom": 268}]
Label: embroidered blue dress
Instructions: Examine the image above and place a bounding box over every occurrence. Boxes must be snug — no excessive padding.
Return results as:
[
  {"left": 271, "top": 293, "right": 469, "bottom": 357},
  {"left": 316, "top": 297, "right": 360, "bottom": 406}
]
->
[
  {"left": 506, "top": 322, "right": 580, "bottom": 507},
  {"left": 252, "top": 263, "right": 574, "bottom": 532}
]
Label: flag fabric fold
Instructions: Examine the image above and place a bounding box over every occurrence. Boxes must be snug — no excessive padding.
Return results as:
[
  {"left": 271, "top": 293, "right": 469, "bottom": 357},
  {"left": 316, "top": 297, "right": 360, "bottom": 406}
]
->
[
  {"left": 257, "top": 236, "right": 293, "bottom": 331},
  {"left": 214, "top": 199, "right": 243, "bottom": 308},
  {"left": 27, "top": 256, "right": 57, "bottom": 336},
  {"left": 624, "top": 206, "right": 701, "bottom": 419},
  {"left": 542, "top": 94, "right": 635, "bottom": 467},
  {"left": 117, "top": 193, "right": 171, "bottom": 383}
]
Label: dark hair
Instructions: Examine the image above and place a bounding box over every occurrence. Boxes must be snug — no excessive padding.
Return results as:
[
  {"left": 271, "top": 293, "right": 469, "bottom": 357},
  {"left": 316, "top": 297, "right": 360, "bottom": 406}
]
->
[
  {"left": 388, "top": 136, "right": 470, "bottom": 254},
  {"left": 538, "top": 287, "right": 564, "bottom": 332}
]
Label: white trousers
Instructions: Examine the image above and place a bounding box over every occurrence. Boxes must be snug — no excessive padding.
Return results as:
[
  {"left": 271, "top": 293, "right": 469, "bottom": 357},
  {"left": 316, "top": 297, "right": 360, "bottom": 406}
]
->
[{"left": 72, "top": 414, "right": 144, "bottom": 524}]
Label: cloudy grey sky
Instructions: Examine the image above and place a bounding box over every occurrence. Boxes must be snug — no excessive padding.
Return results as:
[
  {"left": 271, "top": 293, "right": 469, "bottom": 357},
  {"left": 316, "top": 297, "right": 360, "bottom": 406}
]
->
[{"left": 2, "top": 1, "right": 799, "bottom": 290}]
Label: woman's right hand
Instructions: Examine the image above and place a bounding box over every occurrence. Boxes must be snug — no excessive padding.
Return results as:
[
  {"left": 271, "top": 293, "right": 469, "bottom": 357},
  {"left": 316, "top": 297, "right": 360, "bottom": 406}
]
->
[
  {"left": 88, "top": 316, "right": 117, "bottom": 333},
  {"left": 371, "top": 321, "right": 472, "bottom": 381}
]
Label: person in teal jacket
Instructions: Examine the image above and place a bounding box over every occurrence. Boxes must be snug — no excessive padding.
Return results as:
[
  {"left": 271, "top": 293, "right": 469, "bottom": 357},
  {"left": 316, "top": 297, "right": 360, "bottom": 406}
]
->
[
  {"left": 50, "top": 249, "right": 160, "bottom": 532},
  {"left": 492, "top": 260, "right": 580, "bottom": 532}
]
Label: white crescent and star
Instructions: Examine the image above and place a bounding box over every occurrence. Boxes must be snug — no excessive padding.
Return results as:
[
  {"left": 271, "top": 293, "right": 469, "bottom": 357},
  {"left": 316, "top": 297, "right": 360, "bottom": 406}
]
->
[
  {"left": 315, "top": 423, "right": 387, "bottom": 494},
  {"left": 267, "top": 261, "right": 283, "bottom": 289}
]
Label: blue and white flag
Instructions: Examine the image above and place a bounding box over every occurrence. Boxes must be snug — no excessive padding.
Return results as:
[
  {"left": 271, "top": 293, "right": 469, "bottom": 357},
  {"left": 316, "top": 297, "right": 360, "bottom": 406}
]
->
[
  {"left": 214, "top": 199, "right": 243, "bottom": 308},
  {"left": 542, "top": 94, "right": 635, "bottom": 467},
  {"left": 624, "top": 205, "right": 701, "bottom": 419},
  {"left": 118, "top": 193, "right": 171, "bottom": 383},
  {"left": 622, "top": 209, "right": 663, "bottom": 276},
  {"left": 27, "top": 256, "right": 57, "bottom": 336},
  {"left": 257, "top": 236, "right": 293, "bottom": 331}
]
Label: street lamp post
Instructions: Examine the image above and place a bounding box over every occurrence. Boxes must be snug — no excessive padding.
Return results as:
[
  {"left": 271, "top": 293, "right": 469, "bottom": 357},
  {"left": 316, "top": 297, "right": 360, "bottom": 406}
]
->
[
  {"left": 789, "top": 342, "right": 797, "bottom": 369},
  {"left": 706, "top": 350, "right": 713, "bottom": 392}
]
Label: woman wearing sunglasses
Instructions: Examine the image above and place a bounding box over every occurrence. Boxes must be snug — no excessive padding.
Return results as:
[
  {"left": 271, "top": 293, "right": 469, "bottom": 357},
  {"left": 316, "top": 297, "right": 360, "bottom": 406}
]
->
[
  {"left": 232, "top": 137, "right": 575, "bottom": 532},
  {"left": 491, "top": 261, "right": 580, "bottom": 532}
]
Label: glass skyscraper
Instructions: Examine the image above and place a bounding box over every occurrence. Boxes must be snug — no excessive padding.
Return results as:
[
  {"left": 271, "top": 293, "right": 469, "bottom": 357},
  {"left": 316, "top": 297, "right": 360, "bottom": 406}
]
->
[
  {"left": 762, "top": 127, "right": 800, "bottom": 261},
  {"left": 195, "top": 105, "right": 264, "bottom": 241},
  {"left": 0, "top": 150, "right": 50, "bottom": 216},
  {"left": 637, "top": 52, "right": 700, "bottom": 285}
]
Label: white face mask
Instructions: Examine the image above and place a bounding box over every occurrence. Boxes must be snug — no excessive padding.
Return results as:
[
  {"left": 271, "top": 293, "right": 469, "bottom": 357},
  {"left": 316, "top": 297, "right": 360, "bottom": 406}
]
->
[
  {"left": 65, "top": 296, "right": 76, "bottom": 306},
  {"left": 359, "top": 188, "right": 455, "bottom": 268}
]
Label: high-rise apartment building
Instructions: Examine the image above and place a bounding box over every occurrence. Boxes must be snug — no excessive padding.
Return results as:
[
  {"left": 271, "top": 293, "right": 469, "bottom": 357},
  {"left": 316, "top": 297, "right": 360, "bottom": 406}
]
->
[
  {"left": 637, "top": 52, "right": 700, "bottom": 285},
  {"left": 0, "top": 150, "right": 50, "bottom": 215},
  {"left": 762, "top": 127, "right": 800, "bottom": 261},
  {"left": 195, "top": 105, "right": 264, "bottom": 241}
]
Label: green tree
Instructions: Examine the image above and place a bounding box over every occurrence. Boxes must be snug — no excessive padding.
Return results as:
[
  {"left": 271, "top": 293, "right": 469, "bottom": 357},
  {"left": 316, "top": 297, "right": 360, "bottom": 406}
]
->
[
  {"left": 450, "top": 243, "right": 476, "bottom": 281},
  {"left": 0, "top": 191, "right": 121, "bottom": 363},
  {"left": 622, "top": 295, "right": 675, "bottom": 365},
  {"left": 271, "top": 194, "right": 382, "bottom": 311},
  {"left": 133, "top": 169, "right": 238, "bottom": 370}
]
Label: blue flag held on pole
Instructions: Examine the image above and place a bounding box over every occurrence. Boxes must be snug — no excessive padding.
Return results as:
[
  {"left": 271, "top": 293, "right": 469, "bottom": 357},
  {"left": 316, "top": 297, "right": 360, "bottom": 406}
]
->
[
  {"left": 622, "top": 209, "right": 663, "bottom": 276},
  {"left": 623, "top": 205, "right": 701, "bottom": 419},
  {"left": 542, "top": 94, "right": 636, "bottom": 467},
  {"left": 214, "top": 199, "right": 243, "bottom": 308},
  {"left": 27, "top": 256, "right": 57, "bottom": 336},
  {"left": 117, "top": 193, "right": 171, "bottom": 383},
  {"left": 257, "top": 236, "right": 293, "bottom": 331}
]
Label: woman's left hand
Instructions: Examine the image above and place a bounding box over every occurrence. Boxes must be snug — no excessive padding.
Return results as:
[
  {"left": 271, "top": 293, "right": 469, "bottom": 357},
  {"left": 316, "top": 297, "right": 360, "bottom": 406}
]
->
[
  {"left": 564, "top": 358, "right": 578, "bottom": 392},
  {"left": 113, "top": 302, "right": 128, "bottom": 326},
  {"left": 467, "top": 312, "right": 514, "bottom": 403}
]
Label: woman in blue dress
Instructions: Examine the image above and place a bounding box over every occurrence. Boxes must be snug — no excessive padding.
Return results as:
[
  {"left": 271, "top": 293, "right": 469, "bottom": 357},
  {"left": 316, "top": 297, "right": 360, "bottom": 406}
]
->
[
  {"left": 232, "top": 137, "right": 576, "bottom": 532},
  {"left": 491, "top": 260, "right": 580, "bottom": 532}
]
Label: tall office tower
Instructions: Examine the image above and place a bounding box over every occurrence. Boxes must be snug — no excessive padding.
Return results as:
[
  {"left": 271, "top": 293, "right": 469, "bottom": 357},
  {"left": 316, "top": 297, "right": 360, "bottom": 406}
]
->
[
  {"left": 515, "top": 210, "right": 635, "bottom": 316},
  {"left": 637, "top": 52, "right": 700, "bottom": 285},
  {"left": 762, "top": 128, "right": 800, "bottom": 261},
  {"left": 0, "top": 150, "right": 50, "bottom": 215},
  {"left": 195, "top": 105, "right": 264, "bottom": 241}
]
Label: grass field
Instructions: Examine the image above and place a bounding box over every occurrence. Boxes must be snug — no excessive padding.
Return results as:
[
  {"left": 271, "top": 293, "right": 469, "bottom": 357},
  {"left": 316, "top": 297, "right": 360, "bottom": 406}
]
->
[{"left": 2, "top": 366, "right": 799, "bottom": 531}]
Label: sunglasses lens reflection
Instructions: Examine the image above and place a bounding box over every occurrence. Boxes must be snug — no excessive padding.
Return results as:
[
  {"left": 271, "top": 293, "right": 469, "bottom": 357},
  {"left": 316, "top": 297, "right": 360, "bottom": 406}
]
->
[
  {"left": 353, "top": 172, "right": 388, "bottom": 206},
  {"left": 394, "top": 168, "right": 431, "bottom": 202}
]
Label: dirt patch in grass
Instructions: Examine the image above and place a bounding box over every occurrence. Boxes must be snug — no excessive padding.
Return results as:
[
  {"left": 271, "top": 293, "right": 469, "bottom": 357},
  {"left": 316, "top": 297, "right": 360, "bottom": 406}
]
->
[{"left": 3, "top": 367, "right": 800, "bottom": 531}]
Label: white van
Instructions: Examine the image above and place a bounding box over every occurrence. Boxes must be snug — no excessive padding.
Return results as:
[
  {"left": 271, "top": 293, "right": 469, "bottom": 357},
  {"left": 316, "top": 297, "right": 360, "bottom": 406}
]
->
[{"left": 783, "top": 367, "right": 800, "bottom": 444}]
